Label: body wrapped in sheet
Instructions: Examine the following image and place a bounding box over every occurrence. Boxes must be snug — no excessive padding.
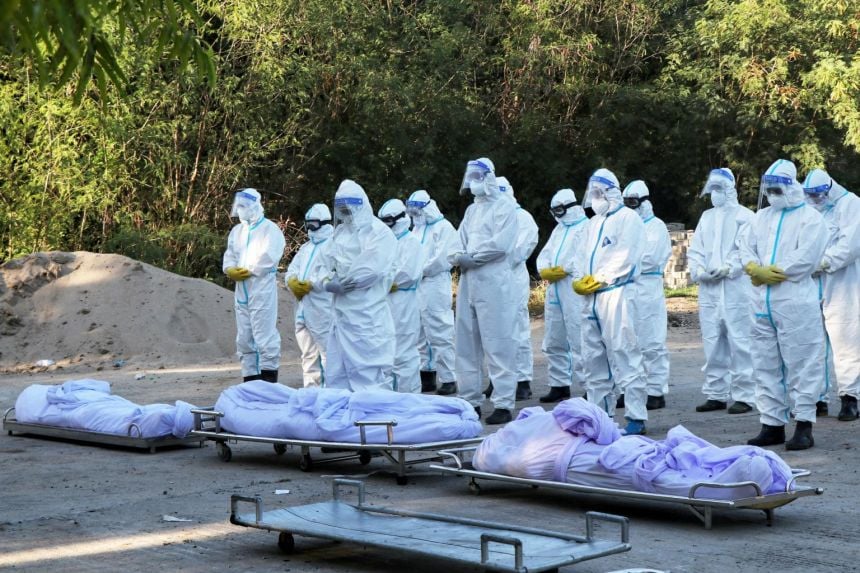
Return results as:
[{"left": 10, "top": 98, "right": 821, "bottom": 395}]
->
[
  {"left": 14, "top": 380, "right": 195, "bottom": 438},
  {"left": 473, "top": 399, "right": 794, "bottom": 499},
  {"left": 214, "top": 381, "right": 483, "bottom": 443}
]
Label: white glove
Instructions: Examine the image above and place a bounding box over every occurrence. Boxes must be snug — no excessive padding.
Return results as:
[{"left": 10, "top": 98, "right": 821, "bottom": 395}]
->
[
  {"left": 713, "top": 265, "right": 731, "bottom": 279},
  {"left": 819, "top": 260, "right": 831, "bottom": 273}
]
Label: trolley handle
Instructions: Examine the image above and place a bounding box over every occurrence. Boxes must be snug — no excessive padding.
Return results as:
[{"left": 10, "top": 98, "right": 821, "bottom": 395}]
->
[
  {"left": 190, "top": 407, "right": 223, "bottom": 432},
  {"left": 436, "top": 447, "right": 477, "bottom": 470},
  {"left": 480, "top": 534, "right": 523, "bottom": 571},
  {"left": 3, "top": 407, "right": 15, "bottom": 423},
  {"left": 353, "top": 420, "right": 397, "bottom": 445},
  {"left": 332, "top": 478, "right": 366, "bottom": 506},
  {"left": 785, "top": 468, "right": 811, "bottom": 493},
  {"left": 230, "top": 494, "right": 264, "bottom": 525},
  {"left": 127, "top": 423, "right": 142, "bottom": 438},
  {"left": 585, "top": 512, "right": 630, "bottom": 544},
  {"left": 688, "top": 480, "right": 762, "bottom": 500}
]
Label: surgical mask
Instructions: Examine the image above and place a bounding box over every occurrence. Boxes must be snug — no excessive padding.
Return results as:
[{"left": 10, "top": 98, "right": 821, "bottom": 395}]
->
[
  {"left": 710, "top": 191, "right": 727, "bottom": 208},
  {"left": 592, "top": 196, "right": 610, "bottom": 216}
]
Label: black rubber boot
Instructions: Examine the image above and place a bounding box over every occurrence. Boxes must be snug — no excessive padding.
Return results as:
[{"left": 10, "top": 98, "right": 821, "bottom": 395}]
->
[
  {"left": 474, "top": 406, "right": 482, "bottom": 420},
  {"left": 696, "top": 399, "right": 727, "bottom": 412},
  {"left": 816, "top": 400, "right": 829, "bottom": 416},
  {"left": 260, "top": 369, "right": 278, "bottom": 383},
  {"left": 436, "top": 382, "right": 457, "bottom": 396},
  {"left": 785, "top": 421, "right": 814, "bottom": 450},
  {"left": 539, "top": 386, "right": 571, "bottom": 403},
  {"left": 616, "top": 394, "right": 624, "bottom": 409},
  {"left": 728, "top": 401, "right": 753, "bottom": 414},
  {"left": 483, "top": 382, "right": 494, "bottom": 398},
  {"left": 243, "top": 374, "right": 263, "bottom": 382},
  {"left": 646, "top": 395, "right": 666, "bottom": 410},
  {"left": 485, "top": 408, "right": 512, "bottom": 425},
  {"left": 515, "top": 381, "right": 532, "bottom": 401},
  {"left": 837, "top": 395, "right": 859, "bottom": 421},
  {"left": 420, "top": 370, "right": 437, "bottom": 393},
  {"left": 747, "top": 424, "right": 786, "bottom": 446}
]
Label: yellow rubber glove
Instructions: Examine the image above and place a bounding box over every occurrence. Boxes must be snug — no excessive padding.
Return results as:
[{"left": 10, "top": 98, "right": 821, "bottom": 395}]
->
[
  {"left": 744, "top": 262, "right": 786, "bottom": 286},
  {"left": 539, "top": 266, "right": 568, "bottom": 283},
  {"left": 226, "top": 267, "right": 251, "bottom": 281},
  {"left": 297, "top": 280, "right": 313, "bottom": 297},
  {"left": 573, "top": 275, "right": 602, "bottom": 295},
  {"left": 390, "top": 283, "right": 399, "bottom": 293},
  {"left": 287, "top": 277, "right": 308, "bottom": 298}
]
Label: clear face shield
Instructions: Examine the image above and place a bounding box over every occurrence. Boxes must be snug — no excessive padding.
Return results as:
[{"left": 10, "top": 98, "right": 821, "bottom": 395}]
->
[
  {"left": 405, "top": 199, "right": 428, "bottom": 219},
  {"left": 583, "top": 175, "right": 616, "bottom": 209},
  {"left": 758, "top": 174, "right": 792, "bottom": 210},
  {"left": 700, "top": 170, "right": 733, "bottom": 197},
  {"left": 231, "top": 190, "right": 260, "bottom": 222},
  {"left": 459, "top": 160, "right": 493, "bottom": 196},
  {"left": 803, "top": 181, "right": 832, "bottom": 208},
  {"left": 333, "top": 196, "right": 364, "bottom": 226}
]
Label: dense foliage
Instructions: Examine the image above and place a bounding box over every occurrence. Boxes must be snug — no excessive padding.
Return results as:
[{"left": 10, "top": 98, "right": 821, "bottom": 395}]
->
[{"left": 2, "top": 0, "right": 859, "bottom": 278}]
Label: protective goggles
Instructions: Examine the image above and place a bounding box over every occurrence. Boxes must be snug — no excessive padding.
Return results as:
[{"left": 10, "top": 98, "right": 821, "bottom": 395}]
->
[
  {"left": 623, "top": 197, "right": 645, "bottom": 209},
  {"left": 380, "top": 211, "right": 407, "bottom": 227},
  {"left": 550, "top": 201, "right": 577, "bottom": 218},
  {"left": 305, "top": 219, "right": 332, "bottom": 231}
]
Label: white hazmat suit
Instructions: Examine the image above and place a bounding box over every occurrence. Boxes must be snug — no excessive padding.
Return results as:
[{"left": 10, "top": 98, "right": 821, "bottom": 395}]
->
[
  {"left": 622, "top": 181, "right": 671, "bottom": 407},
  {"left": 803, "top": 169, "right": 860, "bottom": 421},
  {"left": 222, "top": 188, "right": 286, "bottom": 382},
  {"left": 498, "top": 176, "right": 539, "bottom": 398},
  {"left": 407, "top": 190, "right": 460, "bottom": 394},
  {"left": 379, "top": 199, "right": 425, "bottom": 393},
  {"left": 574, "top": 169, "right": 649, "bottom": 434},
  {"left": 688, "top": 168, "right": 757, "bottom": 413},
  {"left": 740, "top": 159, "right": 828, "bottom": 450},
  {"left": 323, "top": 180, "right": 397, "bottom": 391},
  {"left": 285, "top": 204, "right": 334, "bottom": 387},
  {"left": 450, "top": 158, "right": 519, "bottom": 424},
  {"left": 537, "top": 188, "right": 589, "bottom": 402}
]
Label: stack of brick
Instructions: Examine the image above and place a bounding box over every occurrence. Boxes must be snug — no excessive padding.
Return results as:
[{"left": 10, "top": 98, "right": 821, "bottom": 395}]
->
[{"left": 663, "top": 229, "right": 694, "bottom": 289}]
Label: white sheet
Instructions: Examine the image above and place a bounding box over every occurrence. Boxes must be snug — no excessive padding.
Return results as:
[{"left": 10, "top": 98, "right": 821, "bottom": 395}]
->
[{"left": 14, "top": 380, "right": 195, "bottom": 438}]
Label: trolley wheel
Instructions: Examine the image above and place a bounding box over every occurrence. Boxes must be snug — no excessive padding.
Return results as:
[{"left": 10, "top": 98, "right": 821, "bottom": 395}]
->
[
  {"left": 277, "top": 532, "right": 295, "bottom": 554},
  {"left": 469, "top": 480, "right": 481, "bottom": 495},
  {"left": 358, "top": 450, "right": 372, "bottom": 465},
  {"left": 216, "top": 442, "right": 232, "bottom": 463},
  {"left": 299, "top": 453, "right": 313, "bottom": 472},
  {"left": 395, "top": 475, "right": 409, "bottom": 486},
  {"left": 273, "top": 443, "right": 287, "bottom": 456}
]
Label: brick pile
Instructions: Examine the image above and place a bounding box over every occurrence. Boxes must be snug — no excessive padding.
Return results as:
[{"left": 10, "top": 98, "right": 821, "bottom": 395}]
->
[{"left": 663, "top": 229, "right": 694, "bottom": 289}]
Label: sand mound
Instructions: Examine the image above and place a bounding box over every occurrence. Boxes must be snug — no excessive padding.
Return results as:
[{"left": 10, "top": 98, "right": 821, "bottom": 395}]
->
[{"left": 0, "top": 252, "right": 296, "bottom": 372}]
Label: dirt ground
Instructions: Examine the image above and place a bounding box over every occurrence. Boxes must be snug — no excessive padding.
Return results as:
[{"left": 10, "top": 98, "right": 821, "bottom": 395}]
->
[{"left": 1, "top": 297, "right": 858, "bottom": 572}]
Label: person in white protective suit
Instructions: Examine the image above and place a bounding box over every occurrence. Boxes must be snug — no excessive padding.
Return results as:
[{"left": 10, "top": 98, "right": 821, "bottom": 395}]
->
[
  {"left": 378, "top": 199, "right": 426, "bottom": 393},
  {"left": 740, "top": 159, "right": 828, "bottom": 450},
  {"left": 536, "top": 188, "right": 589, "bottom": 403},
  {"left": 285, "top": 204, "right": 334, "bottom": 387},
  {"left": 406, "top": 190, "right": 460, "bottom": 395},
  {"left": 322, "top": 180, "right": 398, "bottom": 391},
  {"left": 222, "top": 188, "right": 287, "bottom": 383},
  {"left": 450, "top": 158, "right": 520, "bottom": 424},
  {"left": 803, "top": 169, "right": 860, "bottom": 421},
  {"left": 622, "top": 180, "right": 672, "bottom": 410},
  {"left": 481, "top": 176, "right": 539, "bottom": 401},
  {"left": 572, "top": 168, "right": 649, "bottom": 435},
  {"left": 688, "top": 168, "right": 757, "bottom": 414}
]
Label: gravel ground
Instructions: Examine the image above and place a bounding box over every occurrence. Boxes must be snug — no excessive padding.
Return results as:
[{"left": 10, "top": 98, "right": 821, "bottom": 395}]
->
[{"left": 1, "top": 298, "right": 857, "bottom": 572}]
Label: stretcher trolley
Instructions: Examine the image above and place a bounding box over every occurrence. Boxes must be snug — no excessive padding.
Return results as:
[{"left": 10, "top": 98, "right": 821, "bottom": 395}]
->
[
  {"left": 2, "top": 407, "right": 204, "bottom": 453},
  {"left": 430, "top": 447, "right": 824, "bottom": 530},
  {"left": 190, "top": 407, "right": 483, "bottom": 484},
  {"left": 230, "top": 478, "right": 632, "bottom": 572}
]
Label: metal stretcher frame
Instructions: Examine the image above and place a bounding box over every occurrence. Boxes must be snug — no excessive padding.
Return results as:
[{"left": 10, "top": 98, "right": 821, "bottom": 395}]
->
[
  {"left": 2, "top": 407, "right": 204, "bottom": 454},
  {"left": 429, "top": 447, "right": 824, "bottom": 529},
  {"left": 230, "top": 478, "right": 632, "bottom": 573},
  {"left": 190, "top": 407, "right": 483, "bottom": 484}
]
